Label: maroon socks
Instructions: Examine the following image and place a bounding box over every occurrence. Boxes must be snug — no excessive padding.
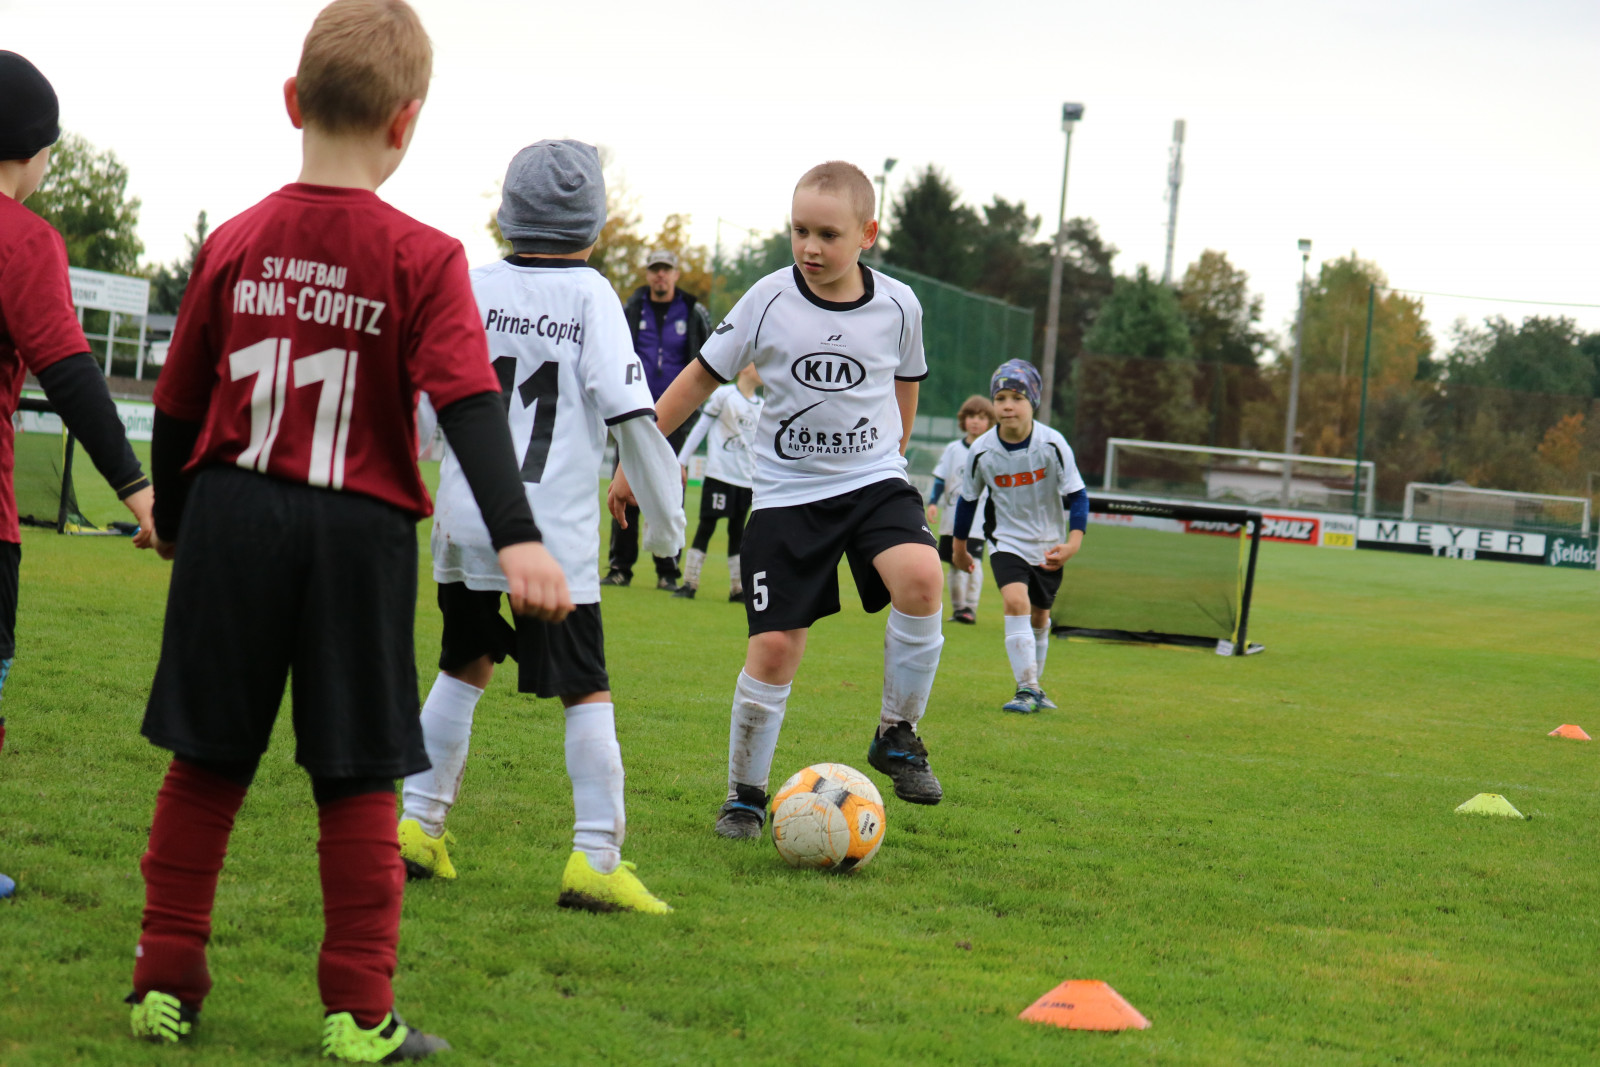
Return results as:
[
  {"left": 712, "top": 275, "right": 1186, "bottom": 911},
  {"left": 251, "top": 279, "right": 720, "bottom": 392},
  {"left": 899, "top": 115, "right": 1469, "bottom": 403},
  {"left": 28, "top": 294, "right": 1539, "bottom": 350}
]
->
[{"left": 316, "top": 790, "right": 403, "bottom": 1027}]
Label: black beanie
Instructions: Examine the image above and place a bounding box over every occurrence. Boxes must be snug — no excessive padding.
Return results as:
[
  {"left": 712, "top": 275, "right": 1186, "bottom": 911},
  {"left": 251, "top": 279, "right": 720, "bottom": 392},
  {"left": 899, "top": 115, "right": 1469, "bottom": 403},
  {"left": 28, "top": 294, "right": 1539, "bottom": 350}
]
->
[{"left": 0, "top": 51, "right": 61, "bottom": 162}]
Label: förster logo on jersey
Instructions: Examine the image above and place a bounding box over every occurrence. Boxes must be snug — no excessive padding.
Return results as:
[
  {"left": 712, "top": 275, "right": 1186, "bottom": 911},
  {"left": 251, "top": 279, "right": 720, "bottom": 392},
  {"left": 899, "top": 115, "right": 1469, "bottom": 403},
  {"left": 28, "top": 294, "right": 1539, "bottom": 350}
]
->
[{"left": 791, "top": 352, "right": 865, "bottom": 392}]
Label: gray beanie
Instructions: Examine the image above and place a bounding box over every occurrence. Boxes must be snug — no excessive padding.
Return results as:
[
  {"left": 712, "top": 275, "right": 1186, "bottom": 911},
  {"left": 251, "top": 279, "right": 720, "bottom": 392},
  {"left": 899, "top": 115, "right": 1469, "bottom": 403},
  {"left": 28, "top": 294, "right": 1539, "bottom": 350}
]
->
[{"left": 497, "top": 140, "right": 606, "bottom": 255}]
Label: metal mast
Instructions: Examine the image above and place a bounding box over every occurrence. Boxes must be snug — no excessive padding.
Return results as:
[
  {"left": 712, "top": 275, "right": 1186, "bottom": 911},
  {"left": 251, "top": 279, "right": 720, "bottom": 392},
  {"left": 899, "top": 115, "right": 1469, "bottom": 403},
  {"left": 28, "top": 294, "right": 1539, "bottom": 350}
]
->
[{"left": 1161, "top": 119, "right": 1186, "bottom": 286}]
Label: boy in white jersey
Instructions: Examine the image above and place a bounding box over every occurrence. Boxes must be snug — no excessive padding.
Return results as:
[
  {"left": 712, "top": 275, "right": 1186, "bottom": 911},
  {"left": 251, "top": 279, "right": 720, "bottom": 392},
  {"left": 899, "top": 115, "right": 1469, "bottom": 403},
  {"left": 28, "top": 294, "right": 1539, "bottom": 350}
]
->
[
  {"left": 952, "top": 360, "right": 1088, "bottom": 714},
  {"left": 927, "top": 394, "right": 994, "bottom": 624},
  {"left": 673, "top": 362, "right": 761, "bottom": 601},
  {"left": 609, "top": 161, "right": 947, "bottom": 835},
  {"left": 400, "top": 140, "right": 685, "bottom": 912}
]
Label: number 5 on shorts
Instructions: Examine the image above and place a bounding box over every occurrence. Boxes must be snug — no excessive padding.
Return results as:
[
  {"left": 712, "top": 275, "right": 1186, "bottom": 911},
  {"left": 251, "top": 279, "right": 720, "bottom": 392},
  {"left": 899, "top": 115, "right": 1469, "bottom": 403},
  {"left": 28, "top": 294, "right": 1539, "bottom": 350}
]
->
[{"left": 751, "top": 571, "right": 769, "bottom": 611}]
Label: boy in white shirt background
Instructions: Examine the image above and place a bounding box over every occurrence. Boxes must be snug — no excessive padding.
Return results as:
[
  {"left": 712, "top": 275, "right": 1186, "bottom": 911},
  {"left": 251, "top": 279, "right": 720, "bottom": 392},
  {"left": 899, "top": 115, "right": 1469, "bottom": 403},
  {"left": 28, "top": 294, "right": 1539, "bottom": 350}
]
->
[
  {"left": 926, "top": 394, "right": 993, "bottom": 624},
  {"left": 673, "top": 363, "right": 762, "bottom": 601}
]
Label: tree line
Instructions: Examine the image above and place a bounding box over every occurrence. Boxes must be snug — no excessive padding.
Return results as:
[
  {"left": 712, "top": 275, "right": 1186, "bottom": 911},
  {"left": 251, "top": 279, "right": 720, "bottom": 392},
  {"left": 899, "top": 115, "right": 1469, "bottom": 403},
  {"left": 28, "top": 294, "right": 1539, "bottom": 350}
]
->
[{"left": 30, "top": 135, "right": 1600, "bottom": 511}]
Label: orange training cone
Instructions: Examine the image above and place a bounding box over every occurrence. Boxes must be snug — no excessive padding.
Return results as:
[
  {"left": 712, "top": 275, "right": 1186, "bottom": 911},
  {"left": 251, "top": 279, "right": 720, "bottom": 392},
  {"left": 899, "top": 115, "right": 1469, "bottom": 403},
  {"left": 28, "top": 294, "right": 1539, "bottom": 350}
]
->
[
  {"left": 1018, "top": 980, "right": 1151, "bottom": 1031},
  {"left": 1549, "top": 724, "right": 1592, "bottom": 740}
]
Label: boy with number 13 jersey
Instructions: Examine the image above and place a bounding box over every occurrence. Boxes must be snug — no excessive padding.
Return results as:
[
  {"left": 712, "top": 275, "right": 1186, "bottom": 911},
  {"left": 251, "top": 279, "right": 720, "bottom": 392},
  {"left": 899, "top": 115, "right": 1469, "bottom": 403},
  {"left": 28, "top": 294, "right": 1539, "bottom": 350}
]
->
[{"left": 401, "top": 139, "right": 685, "bottom": 914}]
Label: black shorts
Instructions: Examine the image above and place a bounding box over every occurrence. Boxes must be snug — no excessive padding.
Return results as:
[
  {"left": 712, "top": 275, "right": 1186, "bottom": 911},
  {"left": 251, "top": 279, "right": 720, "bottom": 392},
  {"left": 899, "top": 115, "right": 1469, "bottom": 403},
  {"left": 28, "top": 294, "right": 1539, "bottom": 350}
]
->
[
  {"left": 936, "top": 534, "right": 985, "bottom": 564},
  {"left": 741, "top": 478, "right": 938, "bottom": 635},
  {"left": 699, "top": 477, "right": 753, "bottom": 522},
  {"left": 0, "top": 540, "right": 18, "bottom": 662},
  {"left": 437, "top": 583, "right": 608, "bottom": 700},
  {"left": 990, "top": 550, "right": 1063, "bottom": 610},
  {"left": 143, "top": 466, "right": 426, "bottom": 779}
]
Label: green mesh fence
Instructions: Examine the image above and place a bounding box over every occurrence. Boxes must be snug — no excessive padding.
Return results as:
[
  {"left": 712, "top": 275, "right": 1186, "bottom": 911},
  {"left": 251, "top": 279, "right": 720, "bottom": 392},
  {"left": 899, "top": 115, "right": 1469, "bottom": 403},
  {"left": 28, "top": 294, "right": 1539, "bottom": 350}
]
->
[{"left": 875, "top": 263, "right": 1035, "bottom": 429}]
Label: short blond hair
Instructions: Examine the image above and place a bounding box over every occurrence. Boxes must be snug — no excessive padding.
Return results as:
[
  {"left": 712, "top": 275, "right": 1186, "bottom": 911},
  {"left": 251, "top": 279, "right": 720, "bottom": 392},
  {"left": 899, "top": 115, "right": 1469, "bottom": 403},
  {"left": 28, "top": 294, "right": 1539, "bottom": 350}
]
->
[
  {"left": 297, "top": 0, "right": 432, "bottom": 134},
  {"left": 795, "top": 160, "right": 876, "bottom": 224}
]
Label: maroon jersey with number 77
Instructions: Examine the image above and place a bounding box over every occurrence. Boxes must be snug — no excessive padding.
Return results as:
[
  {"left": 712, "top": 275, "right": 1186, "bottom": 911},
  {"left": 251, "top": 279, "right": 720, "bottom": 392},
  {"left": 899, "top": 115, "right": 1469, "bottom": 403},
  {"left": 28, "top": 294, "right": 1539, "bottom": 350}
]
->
[{"left": 153, "top": 183, "right": 498, "bottom": 518}]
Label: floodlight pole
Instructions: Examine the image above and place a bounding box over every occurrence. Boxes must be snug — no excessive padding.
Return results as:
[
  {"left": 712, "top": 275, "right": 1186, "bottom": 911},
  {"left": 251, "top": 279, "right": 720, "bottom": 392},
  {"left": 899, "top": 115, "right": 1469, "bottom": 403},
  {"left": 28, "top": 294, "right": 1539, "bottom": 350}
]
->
[
  {"left": 1352, "top": 283, "right": 1376, "bottom": 516},
  {"left": 1280, "top": 239, "right": 1311, "bottom": 506},
  {"left": 874, "top": 158, "right": 897, "bottom": 260},
  {"left": 1040, "top": 102, "right": 1084, "bottom": 427}
]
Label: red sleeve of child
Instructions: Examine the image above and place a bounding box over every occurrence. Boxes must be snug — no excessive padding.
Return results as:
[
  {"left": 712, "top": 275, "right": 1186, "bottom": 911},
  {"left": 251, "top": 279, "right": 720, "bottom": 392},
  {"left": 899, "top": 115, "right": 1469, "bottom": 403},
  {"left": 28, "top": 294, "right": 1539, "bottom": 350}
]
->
[
  {"left": 150, "top": 240, "right": 217, "bottom": 422},
  {"left": 1, "top": 221, "right": 89, "bottom": 374},
  {"left": 403, "top": 241, "right": 497, "bottom": 410}
]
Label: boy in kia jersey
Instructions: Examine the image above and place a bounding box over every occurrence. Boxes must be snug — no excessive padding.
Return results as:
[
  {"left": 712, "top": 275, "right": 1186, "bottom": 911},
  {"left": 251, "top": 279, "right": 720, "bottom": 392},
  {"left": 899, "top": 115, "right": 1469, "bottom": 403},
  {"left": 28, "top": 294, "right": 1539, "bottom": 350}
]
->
[
  {"left": 398, "top": 139, "right": 684, "bottom": 914},
  {"left": 952, "top": 360, "right": 1088, "bottom": 714},
  {"left": 127, "top": 2, "right": 571, "bottom": 1058},
  {"left": 927, "top": 394, "right": 993, "bottom": 624},
  {"left": 0, "top": 50, "right": 157, "bottom": 905},
  {"left": 672, "top": 362, "right": 761, "bottom": 601},
  {"left": 610, "top": 161, "right": 947, "bottom": 837}
]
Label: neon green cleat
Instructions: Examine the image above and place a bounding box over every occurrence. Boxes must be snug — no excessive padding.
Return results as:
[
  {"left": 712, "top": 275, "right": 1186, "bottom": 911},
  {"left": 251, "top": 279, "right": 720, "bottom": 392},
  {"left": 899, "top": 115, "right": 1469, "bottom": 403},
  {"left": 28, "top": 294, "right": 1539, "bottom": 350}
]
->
[
  {"left": 398, "top": 819, "right": 457, "bottom": 881},
  {"left": 556, "top": 851, "right": 672, "bottom": 914},
  {"left": 128, "top": 990, "right": 197, "bottom": 1043},
  {"left": 321, "top": 1010, "right": 449, "bottom": 1062}
]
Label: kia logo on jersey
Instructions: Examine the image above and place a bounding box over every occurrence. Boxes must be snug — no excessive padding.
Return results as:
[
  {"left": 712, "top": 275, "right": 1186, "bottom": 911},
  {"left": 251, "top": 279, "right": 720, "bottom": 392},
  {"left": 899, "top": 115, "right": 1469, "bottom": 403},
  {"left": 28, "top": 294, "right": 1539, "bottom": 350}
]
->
[{"left": 791, "top": 351, "right": 865, "bottom": 392}]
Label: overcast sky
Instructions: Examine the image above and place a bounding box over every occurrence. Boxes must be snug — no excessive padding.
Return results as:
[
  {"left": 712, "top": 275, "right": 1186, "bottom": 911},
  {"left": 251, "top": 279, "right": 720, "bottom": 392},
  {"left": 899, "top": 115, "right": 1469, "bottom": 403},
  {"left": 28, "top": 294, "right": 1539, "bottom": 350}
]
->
[{"left": 9, "top": 0, "right": 1599, "bottom": 345}]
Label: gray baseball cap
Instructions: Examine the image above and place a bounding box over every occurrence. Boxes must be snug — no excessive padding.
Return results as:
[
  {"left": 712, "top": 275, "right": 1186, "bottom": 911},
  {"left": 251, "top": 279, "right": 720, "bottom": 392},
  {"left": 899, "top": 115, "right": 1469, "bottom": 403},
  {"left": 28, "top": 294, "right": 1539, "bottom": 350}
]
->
[{"left": 645, "top": 249, "right": 679, "bottom": 269}]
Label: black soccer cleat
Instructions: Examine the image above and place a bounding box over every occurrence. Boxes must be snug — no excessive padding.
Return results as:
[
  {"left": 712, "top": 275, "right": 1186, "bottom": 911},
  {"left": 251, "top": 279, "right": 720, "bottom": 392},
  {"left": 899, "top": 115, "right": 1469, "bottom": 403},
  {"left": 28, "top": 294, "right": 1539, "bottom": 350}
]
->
[
  {"left": 599, "top": 572, "right": 630, "bottom": 587},
  {"left": 714, "top": 784, "right": 769, "bottom": 839},
  {"left": 672, "top": 584, "right": 696, "bottom": 599},
  {"left": 727, "top": 588, "right": 745, "bottom": 603},
  {"left": 951, "top": 608, "right": 976, "bottom": 625},
  {"left": 867, "top": 721, "right": 943, "bottom": 805},
  {"left": 657, "top": 576, "right": 680, "bottom": 591}
]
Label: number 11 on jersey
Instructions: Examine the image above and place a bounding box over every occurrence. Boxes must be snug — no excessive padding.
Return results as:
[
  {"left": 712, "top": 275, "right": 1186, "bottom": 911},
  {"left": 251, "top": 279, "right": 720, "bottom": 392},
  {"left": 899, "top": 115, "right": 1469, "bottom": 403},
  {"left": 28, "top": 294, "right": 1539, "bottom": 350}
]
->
[{"left": 229, "top": 337, "right": 359, "bottom": 489}]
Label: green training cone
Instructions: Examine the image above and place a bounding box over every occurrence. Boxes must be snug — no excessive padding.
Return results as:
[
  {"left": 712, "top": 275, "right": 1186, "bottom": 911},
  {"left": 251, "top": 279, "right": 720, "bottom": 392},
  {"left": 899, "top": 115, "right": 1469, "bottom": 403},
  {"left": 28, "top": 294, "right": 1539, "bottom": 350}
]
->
[{"left": 1454, "top": 793, "right": 1525, "bottom": 819}]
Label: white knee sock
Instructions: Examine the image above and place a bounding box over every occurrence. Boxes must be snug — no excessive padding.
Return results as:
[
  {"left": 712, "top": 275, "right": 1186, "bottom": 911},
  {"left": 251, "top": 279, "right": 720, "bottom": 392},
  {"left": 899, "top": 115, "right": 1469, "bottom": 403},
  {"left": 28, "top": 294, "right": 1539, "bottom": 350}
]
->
[
  {"left": 1034, "top": 625, "right": 1052, "bottom": 683},
  {"left": 565, "top": 701, "right": 625, "bottom": 875},
  {"left": 946, "top": 568, "right": 962, "bottom": 613},
  {"left": 727, "top": 554, "right": 742, "bottom": 595},
  {"left": 683, "top": 547, "right": 706, "bottom": 590},
  {"left": 968, "top": 560, "right": 984, "bottom": 613},
  {"left": 1004, "top": 615, "right": 1038, "bottom": 688},
  {"left": 881, "top": 607, "right": 944, "bottom": 731},
  {"left": 401, "top": 673, "right": 483, "bottom": 836},
  {"left": 728, "top": 670, "right": 788, "bottom": 798}
]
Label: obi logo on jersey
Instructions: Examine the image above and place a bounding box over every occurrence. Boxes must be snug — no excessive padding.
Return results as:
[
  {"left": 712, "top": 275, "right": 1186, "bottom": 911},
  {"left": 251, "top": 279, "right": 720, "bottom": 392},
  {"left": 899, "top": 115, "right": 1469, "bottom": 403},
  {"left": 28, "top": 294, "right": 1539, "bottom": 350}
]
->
[
  {"left": 791, "top": 352, "right": 865, "bottom": 392},
  {"left": 992, "top": 468, "right": 1047, "bottom": 488}
]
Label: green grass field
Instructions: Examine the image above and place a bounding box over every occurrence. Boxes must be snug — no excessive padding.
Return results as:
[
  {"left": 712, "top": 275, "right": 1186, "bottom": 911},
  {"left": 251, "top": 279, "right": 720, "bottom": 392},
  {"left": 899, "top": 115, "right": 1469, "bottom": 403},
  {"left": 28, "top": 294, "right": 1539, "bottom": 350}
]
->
[{"left": 3, "top": 462, "right": 1599, "bottom": 1065}]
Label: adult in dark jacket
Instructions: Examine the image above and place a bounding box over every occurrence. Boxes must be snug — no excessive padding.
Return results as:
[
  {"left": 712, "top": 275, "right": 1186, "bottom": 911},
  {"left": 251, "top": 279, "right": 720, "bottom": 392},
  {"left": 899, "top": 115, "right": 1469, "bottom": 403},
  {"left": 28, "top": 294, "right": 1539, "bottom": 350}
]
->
[{"left": 604, "top": 249, "right": 711, "bottom": 588}]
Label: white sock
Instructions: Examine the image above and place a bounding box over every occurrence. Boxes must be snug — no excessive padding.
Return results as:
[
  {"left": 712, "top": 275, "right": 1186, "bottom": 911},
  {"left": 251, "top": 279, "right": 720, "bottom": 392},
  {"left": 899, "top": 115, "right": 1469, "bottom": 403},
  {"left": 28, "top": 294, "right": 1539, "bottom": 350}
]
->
[
  {"left": 683, "top": 547, "right": 706, "bottom": 590},
  {"left": 727, "top": 554, "right": 742, "bottom": 594},
  {"left": 565, "top": 701, "right": 624, "bottom": 875},
  {"left": 1034, "top": 625, "right": 1051, "bottom": 683},
  {"left": 728, "top": 670, "right": 788, "bottom": 798},
  {"left": 1004, "top": 615, "right": 1038, "bottom": 688},
  {"left": 401, "top": 673, "right": 483, "bottom": 837},
  {"left": 946, "top": 568, "right": 962, "bottom": 614},
  {"left": 880, "top": 607, "right": 944, "bottom": 731},
  {"left": 968, "top": 560, "right": 984, "bottom": 613}
]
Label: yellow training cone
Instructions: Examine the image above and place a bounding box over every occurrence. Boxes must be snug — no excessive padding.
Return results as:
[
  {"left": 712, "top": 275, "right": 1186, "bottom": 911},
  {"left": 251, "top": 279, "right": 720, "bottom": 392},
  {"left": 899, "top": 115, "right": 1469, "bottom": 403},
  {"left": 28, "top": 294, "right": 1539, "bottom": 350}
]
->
[{"left": 1454, "top": 793, "right": 1525, "bottom": 819}]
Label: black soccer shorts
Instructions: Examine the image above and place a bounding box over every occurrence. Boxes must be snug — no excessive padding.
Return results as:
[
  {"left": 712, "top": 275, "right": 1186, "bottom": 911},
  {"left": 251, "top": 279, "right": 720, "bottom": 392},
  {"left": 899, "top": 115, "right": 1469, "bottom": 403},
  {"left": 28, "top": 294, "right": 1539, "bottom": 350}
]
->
[
  {"left": 142, "top": 466, "right": 427, "bottom": 779},
  {"left": 0, "top": 540, "right": 18, "bottom": 662},
  {"left": 698, "top": 477, "right": 753, "bottom": 522},
  {"left": 936, "top": 534, "right": 985, "bottom": 564},
  {"left": 739, "top": 477, "right": 938, "bottom": 635},
  {"left": 989, "top": 550, "right": 1064, "bottom": 610},
  {"left": 436, "top": 583, "right": 608, "bottom": 700}
]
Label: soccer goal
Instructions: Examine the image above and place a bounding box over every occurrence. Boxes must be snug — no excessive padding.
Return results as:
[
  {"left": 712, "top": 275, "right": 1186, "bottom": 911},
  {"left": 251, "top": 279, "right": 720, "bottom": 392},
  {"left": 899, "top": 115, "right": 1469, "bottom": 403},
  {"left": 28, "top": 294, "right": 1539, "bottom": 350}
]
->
[
  {"left": 1053, "top": 497, "right": 1264, "bottom": 656},
  {"left": 1104, "top": 438, "right": 1375, "bottom": 515},
  {"left": 1403, "top": 482, "right": 1591, "bottom": 535},
  {"left": 14, "top": 396, "right": 97, "bottom": 533}
]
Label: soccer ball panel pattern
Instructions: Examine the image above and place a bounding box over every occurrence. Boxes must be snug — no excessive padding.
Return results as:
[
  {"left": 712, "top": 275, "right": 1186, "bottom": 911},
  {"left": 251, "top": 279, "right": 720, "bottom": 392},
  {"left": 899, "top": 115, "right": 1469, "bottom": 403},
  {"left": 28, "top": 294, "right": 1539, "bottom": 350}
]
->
[{"left": 770, "top": 763, "right": 886, "bottom": 872}]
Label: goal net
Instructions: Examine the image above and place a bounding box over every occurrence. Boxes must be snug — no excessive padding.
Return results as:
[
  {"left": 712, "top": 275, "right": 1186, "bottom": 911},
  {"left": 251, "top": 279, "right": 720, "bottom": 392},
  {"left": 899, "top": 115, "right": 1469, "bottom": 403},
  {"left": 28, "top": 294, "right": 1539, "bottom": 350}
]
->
[
  {"left": 1403, "top": 482, "right": 1590, "bottom": 535},
  {"left": 14, "top": 396, "right": 94, "bottom": 533},
  {"left": 1104, "top": 438, "right": 1375, "bottom": 514},
  {"left": 1053, "top": 498, "right": 1264, "bottom": 655}
]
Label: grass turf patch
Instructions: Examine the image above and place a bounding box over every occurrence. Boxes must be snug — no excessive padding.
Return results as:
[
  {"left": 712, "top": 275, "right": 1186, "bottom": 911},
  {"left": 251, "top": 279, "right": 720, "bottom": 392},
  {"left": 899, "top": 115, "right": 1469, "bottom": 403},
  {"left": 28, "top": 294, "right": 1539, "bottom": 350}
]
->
[{"left": 2, "top": 472, "right": 1598, "bottom": 1064}]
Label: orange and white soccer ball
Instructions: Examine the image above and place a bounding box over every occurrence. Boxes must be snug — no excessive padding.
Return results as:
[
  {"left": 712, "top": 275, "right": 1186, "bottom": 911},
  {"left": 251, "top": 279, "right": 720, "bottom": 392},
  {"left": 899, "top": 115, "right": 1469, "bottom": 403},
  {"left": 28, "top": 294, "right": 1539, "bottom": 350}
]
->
[{"left": 770, "top": 763, "right": 886, "bottom": 872}]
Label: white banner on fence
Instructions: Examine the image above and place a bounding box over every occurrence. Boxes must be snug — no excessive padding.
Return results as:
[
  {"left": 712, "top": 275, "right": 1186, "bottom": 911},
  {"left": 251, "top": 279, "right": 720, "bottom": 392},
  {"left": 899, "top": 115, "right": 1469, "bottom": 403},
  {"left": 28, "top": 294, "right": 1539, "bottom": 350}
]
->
[
  {"left": 68, "top": 267, "right": 150, "bottom": 316},
  {"left": 1357, "top": 519, "right": 1546, "bottom": 557},
  {"left": 15, "top": 395, "right": 154, "bottom": 442}
]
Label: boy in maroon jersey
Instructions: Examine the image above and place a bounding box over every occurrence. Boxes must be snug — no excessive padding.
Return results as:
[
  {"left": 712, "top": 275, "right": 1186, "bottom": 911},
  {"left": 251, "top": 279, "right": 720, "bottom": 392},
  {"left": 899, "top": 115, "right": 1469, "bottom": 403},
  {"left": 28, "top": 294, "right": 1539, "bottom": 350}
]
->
[
  {"left": 0, "top": 51, "right": 156, "bottom": 903},
  {"left": 125, "top": 2, "right": 571, "bottom": 1059}
]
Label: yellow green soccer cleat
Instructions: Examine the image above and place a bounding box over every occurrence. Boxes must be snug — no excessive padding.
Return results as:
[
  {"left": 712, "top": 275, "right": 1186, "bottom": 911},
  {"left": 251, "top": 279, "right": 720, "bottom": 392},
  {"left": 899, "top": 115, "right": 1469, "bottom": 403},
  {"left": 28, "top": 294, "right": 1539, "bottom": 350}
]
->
[
  {"left": 398, "top": 819, "right": 457, "bottom": 881},
  {"left": 556, "top": 851, "right": 672, "bottom": 914},
  {"left": 321, "top": 1010, "right": 449, "bottom": 1062},
  {"left": 128, "top": 990, "right": 197, "bottom": 1043}
]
